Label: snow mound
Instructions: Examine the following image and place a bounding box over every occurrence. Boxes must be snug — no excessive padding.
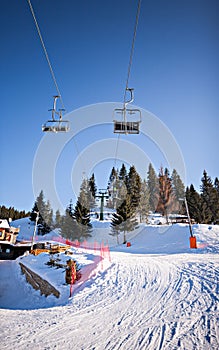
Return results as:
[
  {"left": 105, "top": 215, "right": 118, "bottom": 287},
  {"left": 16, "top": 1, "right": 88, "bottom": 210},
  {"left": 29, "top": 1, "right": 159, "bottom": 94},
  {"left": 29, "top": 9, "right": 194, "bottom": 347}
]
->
[{"left": 12, "top": 217, "right": 62, "bottom": 242}]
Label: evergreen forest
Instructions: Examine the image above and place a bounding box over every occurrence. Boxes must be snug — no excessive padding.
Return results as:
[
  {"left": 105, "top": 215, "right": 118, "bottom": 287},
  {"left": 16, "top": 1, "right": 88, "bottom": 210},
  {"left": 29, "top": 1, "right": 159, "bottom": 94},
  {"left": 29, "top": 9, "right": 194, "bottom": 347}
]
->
[
  {"left": 0, "top": 206, "right": 30, "bottom": 221},
  {"left": 27, "top": 164, "right": 219, "bottom": 242}
]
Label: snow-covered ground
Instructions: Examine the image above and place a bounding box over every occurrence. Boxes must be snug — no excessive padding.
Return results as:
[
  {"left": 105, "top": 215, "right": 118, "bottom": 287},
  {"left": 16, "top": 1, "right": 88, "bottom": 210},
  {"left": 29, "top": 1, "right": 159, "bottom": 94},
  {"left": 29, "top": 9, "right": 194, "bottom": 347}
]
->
[{"left": 0, "top": 218, "right": 219, "bottom": 349}]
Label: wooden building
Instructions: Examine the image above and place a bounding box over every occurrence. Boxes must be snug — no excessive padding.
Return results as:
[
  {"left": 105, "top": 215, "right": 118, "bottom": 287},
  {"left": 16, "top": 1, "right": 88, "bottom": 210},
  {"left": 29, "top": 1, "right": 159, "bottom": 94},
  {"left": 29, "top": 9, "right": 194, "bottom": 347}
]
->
[{"left": 0, "top": 219, "right": 19, "bottom": 244}]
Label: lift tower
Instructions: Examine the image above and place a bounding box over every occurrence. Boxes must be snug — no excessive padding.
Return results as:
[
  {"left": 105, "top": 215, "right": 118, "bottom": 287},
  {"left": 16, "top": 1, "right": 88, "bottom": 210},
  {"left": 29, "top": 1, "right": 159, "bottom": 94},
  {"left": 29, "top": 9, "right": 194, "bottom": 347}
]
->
[{"left": 95, "top": 189, "right": 109, "bottom": 221}]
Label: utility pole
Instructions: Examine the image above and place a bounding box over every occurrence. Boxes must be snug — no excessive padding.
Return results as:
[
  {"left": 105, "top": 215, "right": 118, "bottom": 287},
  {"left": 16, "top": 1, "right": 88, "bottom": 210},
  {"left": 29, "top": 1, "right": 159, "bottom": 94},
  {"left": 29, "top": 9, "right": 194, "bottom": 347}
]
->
[
  {"left": 179, "top": 197, "right": 193, "bottom": 237},
  {"left": 31, "top": 211, "right": 39, "bottom": 250},
  {"left": 95, "top": 189, "right": 109, "bottom": 221},
  {"left": 184, "top": 197, "right": 193, "bottom": 237},
  {"left": 179, "top": 197, "right": 197, "bottom": 248}
]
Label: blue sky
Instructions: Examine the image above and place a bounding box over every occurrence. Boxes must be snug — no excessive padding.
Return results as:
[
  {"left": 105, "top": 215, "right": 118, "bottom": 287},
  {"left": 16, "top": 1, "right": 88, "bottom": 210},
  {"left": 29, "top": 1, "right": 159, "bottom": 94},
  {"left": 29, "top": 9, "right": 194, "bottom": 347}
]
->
[{"left": 1, "top": 0, "right": 219, "bottom": 212}]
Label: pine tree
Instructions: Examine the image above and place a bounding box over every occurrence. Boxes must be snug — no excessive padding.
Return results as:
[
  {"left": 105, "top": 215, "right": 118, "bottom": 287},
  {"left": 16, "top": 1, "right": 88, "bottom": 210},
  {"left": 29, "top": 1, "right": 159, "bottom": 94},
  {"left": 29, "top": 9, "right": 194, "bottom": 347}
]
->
[
  {"left": 88, "top": 173, "right": 97, "bottom": 209},
  {"left": 111, "top": 165, "right": 140, "bottom": 243},
  {"left": 30, "top": 190, "right": 52, "bottom": 234},
  {"left": 200, "top": 170, "right": 219, "bottom": 223},
  {"left": 171, "top": 169, "right": 185, "bottom": 213},
  {"left": 74, "top": 201, "right": 91, "bottom": 227},
  {"left": 30, "top": 201, "right": 40, "bottom": 222},
  {"left": 110, "top": 223, "right": 120, "bottom": 245},
  {"left": 126, "top": 165, "right": 141, "bottom": 212},
  {"left": 107, "top": 165, "right": 126, "bottom": 210},
  {"left": 0, "top": 206, "right": 8, "bottom": 219},
  {"left": 214, "top": 177, "right": 219, "bottom": 223},
  {"left": 147, "top": 163, "right": 159, "bottom": 212},
  {"left": 61, "top": 207, "right": 79, "bottom": 240},
  {"left": 8, "top": 207, "right": 15, "bottom": 221},
  {"left": 73, "top": 201, "right": 92, "bottom": 240},
  {"left": 60, "top": 198, "right": 92, "bottom": 241},
  {"left": 44, "top": 200, "right": 54, "bottom": 228},
  {"left": 73, "top": 179, "right": 92, "bottom": 239},
  {"left": 107, "top": 167, "right": 119, "bottom": 209},
  {"left": 138, "top": 179, "right": 150, "bottom": 223},
  {"left": 111, "top": 194, "right": 138, "bottom": 244},
  {"left": 67, "top": 199, "right": 74, "bottom": 217},
  {"left": 119, "top": 163, "right": 127, "bottom": 182},
  {"left": 116, "top": 180, "right": 128, "bottom": 209},
  {"left": 0, "top": 206, "right": 30, "bottom": 220},
  {"left": 54, "top": 209, "right": 63, "bottom": 228},
  {"left": 186, "top": 185, "right": 203, "bottom": 223},
  {"left": 214, "top": 177, "right": 219, "bottom": 196},
  {"left": 109, "top": 166, "right": 118, "bottom": 183},
  {"left": 156, "top": 167, "right": 173, "bottom": 223}
]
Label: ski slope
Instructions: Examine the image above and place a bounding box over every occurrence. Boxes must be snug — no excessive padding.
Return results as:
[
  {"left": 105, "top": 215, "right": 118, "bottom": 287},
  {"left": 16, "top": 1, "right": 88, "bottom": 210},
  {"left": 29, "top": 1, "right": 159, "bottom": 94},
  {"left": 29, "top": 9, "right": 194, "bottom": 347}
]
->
[{"left": 0, "top": 221, "right": 219, "bottom": 349}]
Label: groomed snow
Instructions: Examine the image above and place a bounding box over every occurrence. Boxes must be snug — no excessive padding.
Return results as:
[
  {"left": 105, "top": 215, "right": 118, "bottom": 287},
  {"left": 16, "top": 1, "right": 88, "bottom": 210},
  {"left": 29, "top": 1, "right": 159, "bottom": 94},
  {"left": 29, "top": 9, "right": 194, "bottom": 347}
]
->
[{"left": 0, "top": 218, "right": 219, "bottom": 349}]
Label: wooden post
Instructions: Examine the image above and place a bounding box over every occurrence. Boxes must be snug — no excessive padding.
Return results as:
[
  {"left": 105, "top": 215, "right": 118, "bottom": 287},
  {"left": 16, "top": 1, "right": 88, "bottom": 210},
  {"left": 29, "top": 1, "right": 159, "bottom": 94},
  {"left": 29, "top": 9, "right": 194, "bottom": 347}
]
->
[{"left": 66, "top": 259, "right": 76, "bottom": 284}]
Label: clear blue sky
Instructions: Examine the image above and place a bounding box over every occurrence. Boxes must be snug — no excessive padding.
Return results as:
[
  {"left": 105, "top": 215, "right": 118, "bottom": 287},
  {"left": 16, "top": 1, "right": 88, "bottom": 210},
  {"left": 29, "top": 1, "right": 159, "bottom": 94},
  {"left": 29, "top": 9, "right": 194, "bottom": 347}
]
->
[{"left": 1, "top": 0, "right": 219, "bottom": 212}]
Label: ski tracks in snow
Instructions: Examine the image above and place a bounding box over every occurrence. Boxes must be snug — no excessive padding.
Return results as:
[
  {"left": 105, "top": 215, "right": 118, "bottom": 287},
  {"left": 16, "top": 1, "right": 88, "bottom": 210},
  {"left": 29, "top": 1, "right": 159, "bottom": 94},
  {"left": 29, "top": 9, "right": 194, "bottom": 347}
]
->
[
  {"left": 112, "top": 253, "right": 219, "bottom": 350},
  {"left": 1, "top": 253, "right": 219, "bottom": 350}
]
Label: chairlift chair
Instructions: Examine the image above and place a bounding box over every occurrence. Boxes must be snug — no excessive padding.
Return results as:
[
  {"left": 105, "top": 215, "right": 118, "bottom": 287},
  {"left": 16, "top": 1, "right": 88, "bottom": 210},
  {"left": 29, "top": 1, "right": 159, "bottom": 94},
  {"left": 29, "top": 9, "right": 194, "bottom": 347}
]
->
[
  {"left": 113, "top": 108, "right": 141, "bottom": 134},
  {"left": 113, "top": 88, "right": 141, "bottom": 134},
  {"left": 42, "top": 120, "right": 70, "bottom": 133},
  {"left": 42, "top": 96, "right": 70, "bottom": 133}
]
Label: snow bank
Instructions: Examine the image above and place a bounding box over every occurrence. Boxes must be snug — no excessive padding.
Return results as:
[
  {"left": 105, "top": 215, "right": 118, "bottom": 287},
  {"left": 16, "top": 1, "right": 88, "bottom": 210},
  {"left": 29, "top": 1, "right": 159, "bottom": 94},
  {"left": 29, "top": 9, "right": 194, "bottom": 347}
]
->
[
  {"left": 11, "top": 217, "right": 219, "bottom": 255},
  {"left": 12, "top": 217, "right": 62, "bottom": 242}
]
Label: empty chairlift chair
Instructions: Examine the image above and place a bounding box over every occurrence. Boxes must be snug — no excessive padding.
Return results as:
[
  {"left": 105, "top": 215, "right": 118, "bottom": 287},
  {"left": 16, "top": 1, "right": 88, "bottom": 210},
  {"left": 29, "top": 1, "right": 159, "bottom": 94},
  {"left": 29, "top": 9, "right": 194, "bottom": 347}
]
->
[
  {"left": 42, "top": 96, "right": 70, "bottom": 133},
  {"left": 113, "top": 88, "right": 141, "bottom": 134}
]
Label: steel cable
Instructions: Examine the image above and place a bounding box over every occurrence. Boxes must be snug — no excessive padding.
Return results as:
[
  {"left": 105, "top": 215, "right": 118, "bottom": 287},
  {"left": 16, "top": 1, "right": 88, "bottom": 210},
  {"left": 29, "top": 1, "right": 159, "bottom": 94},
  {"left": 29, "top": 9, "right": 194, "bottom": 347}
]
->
[{"left": 114, "top": 0, "right": 142, "bottom": 167}]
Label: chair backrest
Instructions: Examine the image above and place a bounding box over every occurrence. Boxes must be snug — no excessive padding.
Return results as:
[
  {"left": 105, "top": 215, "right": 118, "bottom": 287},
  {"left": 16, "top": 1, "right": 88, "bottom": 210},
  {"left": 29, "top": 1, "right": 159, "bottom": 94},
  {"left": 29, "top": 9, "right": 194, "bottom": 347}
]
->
[
  {"left": 42, "top": 120, "right": 70, "bottom": 133},
  {"left": 114, "top": 121, "right": 140, "bottom": 134}
]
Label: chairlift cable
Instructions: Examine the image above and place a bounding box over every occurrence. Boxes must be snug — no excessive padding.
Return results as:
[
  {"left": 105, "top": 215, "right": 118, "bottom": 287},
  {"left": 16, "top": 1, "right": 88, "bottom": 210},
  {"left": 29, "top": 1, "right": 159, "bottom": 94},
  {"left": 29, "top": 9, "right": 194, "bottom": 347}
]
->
[
  {"left": 27, "top": 0, "right": 65, "bottom": 111},
  {"left": 114, "top": 0, "right": 141, "bottom": 167},
  {"left": 114, "top": 133, "right": 121, "bottom": 168},
  {"left": 123, "top": 0, "right": 141, "bottom": 104},
  {"left": 27, "top": 0, "right": 87, "bottom": 178}
]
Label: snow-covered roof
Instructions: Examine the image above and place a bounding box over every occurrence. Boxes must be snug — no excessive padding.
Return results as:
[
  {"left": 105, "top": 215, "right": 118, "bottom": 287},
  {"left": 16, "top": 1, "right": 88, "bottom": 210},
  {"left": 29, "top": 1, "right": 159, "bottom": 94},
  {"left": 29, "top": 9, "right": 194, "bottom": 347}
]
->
[{"left": 0, "top": 219, "right": 10, "bottom": 229}]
